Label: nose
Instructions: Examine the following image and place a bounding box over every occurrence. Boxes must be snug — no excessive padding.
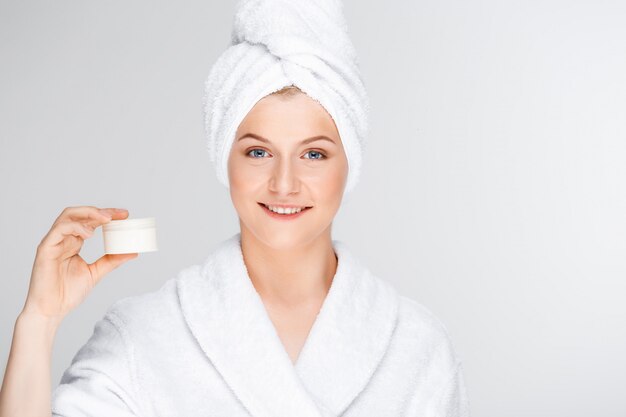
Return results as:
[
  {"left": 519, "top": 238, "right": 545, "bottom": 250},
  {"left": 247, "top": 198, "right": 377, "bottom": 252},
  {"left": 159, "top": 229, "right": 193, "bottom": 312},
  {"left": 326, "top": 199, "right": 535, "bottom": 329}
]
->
[{"left": 268, "top": 156, "right": 300, "bottom": 195}]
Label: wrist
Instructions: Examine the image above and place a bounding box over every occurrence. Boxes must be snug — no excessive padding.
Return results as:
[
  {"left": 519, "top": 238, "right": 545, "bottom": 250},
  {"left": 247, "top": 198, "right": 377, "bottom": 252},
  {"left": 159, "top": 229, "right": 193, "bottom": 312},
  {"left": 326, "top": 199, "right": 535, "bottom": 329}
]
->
[{"left": 16, "top": 310, "right": 64, "bottom": 335}]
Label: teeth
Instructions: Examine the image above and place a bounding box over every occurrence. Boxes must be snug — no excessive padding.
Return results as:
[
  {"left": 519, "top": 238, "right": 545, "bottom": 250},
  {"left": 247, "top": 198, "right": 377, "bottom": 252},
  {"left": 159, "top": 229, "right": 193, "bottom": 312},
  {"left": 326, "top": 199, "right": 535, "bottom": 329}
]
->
[{"left": 265, "top": 204, "right": 305, "bottom": 214}]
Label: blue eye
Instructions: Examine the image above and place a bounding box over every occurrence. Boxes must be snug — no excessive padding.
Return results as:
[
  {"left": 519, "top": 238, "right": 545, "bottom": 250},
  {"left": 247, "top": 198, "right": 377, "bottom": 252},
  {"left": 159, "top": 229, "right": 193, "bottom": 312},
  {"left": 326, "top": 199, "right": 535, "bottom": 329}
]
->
[
  {"left": 304, "top": 150, "right": 326, "bottom": 160},
  {"left": 247, "top": 149, "right": 269, "bottom": 158},
  {"left": 246, "top": 149, "right": 327, "bottom": 160}
]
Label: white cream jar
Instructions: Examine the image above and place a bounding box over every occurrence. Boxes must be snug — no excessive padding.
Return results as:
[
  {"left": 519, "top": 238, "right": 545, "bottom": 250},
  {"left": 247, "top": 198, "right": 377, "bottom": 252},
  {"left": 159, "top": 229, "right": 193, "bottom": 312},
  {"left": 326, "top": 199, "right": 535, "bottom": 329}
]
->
[{"left": 102, "top": 217, "right": 158, "bottom": 254}]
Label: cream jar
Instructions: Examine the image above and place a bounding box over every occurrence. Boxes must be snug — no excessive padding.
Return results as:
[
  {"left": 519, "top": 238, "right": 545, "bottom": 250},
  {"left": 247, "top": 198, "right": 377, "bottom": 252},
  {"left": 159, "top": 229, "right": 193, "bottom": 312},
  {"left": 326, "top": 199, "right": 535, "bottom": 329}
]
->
[{"left": 102, "top": 217, "right": 158, "bottom": 254}]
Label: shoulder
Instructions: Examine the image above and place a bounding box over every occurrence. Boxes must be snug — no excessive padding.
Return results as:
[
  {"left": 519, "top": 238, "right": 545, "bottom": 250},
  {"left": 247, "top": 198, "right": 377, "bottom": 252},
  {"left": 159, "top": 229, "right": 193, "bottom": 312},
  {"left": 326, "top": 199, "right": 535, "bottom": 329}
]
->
[
  {"left": 102, "top": 263, "right": 202, "bottom": 330},
  {"left": 390, "top": 296, "right": 469, "bottom": 414},
  {"left": 362, "top": 265, "right": 460, "bottom": 363},
  {"left": 395, "top": 294, "right": 462, "bottom": 368},
  {"left": 397, "top": 296, "right": 452, "bottom": 340}
]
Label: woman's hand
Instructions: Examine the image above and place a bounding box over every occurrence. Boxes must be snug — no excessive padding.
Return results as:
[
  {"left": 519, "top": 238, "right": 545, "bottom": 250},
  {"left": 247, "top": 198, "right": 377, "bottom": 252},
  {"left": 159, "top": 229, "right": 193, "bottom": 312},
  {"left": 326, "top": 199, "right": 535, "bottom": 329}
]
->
[
  {"left": 0, "top": 206, "right": 137, "bottom": 417},
  {"left": 21, "top": 206, "right": 139, "bottom": 321}
]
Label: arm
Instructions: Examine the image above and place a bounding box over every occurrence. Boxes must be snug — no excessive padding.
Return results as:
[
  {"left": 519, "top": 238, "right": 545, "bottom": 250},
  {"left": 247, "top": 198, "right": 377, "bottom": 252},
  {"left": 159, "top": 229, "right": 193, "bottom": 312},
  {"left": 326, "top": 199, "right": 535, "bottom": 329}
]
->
[
  {"left": 0, "top": 206, "right": 137, "bottom": 417},
  {"left": 427, "top": 362, "right": 471, "bottom": 417},
  {"left": 0, "top": 312, "right": 61, "bottom": 417}
]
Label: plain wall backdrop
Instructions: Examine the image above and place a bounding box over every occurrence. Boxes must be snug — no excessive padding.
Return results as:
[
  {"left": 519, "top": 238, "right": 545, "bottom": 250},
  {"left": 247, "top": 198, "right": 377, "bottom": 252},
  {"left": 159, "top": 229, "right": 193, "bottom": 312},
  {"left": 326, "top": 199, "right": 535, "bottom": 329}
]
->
[{"left": 1, "top": 0, "right": 625, "bottom": 415}]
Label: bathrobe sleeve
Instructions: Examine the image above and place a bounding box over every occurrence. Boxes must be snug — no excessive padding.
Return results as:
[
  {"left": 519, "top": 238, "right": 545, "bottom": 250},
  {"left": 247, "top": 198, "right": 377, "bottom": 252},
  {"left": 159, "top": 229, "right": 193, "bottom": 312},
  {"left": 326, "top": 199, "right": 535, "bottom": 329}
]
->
[
  {"left": 427, "top": 362, "right": 471, "bottom": 417},
  {"left": 51, "top": 311, "right": 143, "bottom": 417}
]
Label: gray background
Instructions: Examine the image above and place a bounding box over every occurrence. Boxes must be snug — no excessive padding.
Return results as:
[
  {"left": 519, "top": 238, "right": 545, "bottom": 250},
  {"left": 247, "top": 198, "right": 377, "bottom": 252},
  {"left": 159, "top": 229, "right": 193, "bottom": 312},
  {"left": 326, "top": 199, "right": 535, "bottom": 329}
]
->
[{"left": 1, "top": 0, "right": 625, "bottom": 415}]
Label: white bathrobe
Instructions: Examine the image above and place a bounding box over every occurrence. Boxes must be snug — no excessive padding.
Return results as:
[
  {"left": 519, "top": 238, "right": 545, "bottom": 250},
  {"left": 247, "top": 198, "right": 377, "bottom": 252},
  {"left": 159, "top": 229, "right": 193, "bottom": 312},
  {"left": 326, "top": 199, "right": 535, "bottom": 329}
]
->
[{"left": 51, "top": 233, "right": 470, "bottom": 417}]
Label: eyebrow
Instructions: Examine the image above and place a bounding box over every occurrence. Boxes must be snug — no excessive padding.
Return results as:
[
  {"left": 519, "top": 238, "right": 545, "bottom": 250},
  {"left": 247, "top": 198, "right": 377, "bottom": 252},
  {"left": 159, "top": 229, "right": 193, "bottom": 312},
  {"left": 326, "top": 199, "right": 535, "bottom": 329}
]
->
[{"left": 236, "top": 132, "right": 336, "bottom": 145}]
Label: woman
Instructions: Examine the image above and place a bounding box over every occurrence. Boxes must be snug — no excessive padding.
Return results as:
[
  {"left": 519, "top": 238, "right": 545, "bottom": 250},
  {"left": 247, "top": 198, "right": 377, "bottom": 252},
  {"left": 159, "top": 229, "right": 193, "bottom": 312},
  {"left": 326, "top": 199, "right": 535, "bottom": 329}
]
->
[{"left": 0, "top": 1, "right": 470, "bottom": 416}]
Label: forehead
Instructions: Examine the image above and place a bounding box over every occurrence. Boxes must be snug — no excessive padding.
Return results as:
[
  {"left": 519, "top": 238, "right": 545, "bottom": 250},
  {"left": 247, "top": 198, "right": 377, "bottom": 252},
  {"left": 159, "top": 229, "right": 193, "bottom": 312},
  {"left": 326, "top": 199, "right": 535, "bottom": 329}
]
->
[{"left": 236, "top": 92, "right": 339, "bottom": 140}]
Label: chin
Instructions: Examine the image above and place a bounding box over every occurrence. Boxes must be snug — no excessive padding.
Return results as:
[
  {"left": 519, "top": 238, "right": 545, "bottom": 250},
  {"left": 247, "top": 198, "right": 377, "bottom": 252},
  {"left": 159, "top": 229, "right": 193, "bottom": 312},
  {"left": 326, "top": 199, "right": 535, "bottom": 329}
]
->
[
  {"left": 262, "top": 230, "right": 311, "bottom": 250},
  {"left": 246, "top": 224, "right": 324, "bottom": 250}
]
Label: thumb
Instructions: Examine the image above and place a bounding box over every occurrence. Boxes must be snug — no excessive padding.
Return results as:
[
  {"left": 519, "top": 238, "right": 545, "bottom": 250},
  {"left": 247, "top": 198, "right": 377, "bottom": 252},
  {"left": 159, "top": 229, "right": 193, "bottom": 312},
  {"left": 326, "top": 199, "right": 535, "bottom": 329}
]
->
[{"left": 89, "top": 253, "right": 139, "bottom": 285}]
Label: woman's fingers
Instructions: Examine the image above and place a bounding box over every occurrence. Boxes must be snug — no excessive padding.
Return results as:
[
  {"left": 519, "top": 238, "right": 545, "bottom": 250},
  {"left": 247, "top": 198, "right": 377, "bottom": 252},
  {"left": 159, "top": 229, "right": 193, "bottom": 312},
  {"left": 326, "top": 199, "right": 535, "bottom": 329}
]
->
[
  {"left": 92, "top": 208, "right": 129, "bottom": 222},
  {"left": 89, "top": 253, "right": 139, "bottom": 286},
  {"left": 39, "top": 221, "right": 93, "bottom": 249},
  {"left": 37, "top": 206, "right": 132, "bottom": 261},
  {"left": 53, "top": 206, "right": 109, "bottom": 226},
  {"left": 53, "top": 206, "right": 129, "bottom": 229},
  {"left": 38, "top": 209, "right": 122, "bottom": 254}
]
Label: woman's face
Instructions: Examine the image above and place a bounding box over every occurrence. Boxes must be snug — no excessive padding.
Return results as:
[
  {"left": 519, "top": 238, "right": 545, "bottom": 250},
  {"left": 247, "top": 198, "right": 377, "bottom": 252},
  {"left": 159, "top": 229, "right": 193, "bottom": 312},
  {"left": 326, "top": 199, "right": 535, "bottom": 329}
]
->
[{"left": 228, "top": 90, "right": 348, "bottom": 250}]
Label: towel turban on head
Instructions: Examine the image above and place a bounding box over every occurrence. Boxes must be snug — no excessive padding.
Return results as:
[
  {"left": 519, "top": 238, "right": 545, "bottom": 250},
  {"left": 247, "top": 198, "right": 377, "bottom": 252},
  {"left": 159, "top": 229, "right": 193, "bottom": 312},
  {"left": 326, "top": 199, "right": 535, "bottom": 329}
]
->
[{"left": 202, "top": 0, "right": 370, "bottom": 196}]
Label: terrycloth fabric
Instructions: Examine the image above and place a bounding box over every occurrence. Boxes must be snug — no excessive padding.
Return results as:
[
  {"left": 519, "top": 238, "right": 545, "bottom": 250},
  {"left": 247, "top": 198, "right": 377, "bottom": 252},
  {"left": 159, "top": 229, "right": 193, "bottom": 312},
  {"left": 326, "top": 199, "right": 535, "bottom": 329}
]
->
[
  {"left": 202, "top": 0, "right": 370, "bottom": 196},
  {"left": 51, "top": 233, "right": 470, "bottom": 417}
]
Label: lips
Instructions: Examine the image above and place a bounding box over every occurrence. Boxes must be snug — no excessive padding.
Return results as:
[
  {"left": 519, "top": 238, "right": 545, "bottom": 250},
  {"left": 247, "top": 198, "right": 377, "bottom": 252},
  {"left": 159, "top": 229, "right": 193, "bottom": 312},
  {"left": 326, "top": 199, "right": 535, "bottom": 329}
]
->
[
  {"left": 257, "top": 202, "right": 313, "bottom": 219},
  {"left": 258, "top": 202, "right": 313, "bottom": 210}
]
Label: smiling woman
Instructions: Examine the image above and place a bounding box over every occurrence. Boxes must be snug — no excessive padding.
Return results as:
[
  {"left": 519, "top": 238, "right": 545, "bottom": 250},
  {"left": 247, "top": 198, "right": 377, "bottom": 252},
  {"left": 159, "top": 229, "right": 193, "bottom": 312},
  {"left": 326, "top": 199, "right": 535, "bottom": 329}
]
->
[
  {"left": 43, "top": 0, "right": 469, "bottom": 413},
  {"left": 227, "top": 85, "right": 349, "bottom": 251},
  {"left": 0, "top": 0, "right": 469, "bottom": 416}
]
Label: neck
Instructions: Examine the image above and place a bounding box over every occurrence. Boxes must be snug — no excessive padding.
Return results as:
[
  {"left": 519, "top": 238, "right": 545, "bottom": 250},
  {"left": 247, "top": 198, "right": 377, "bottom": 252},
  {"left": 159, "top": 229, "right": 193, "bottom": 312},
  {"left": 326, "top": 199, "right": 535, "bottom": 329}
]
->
[{"left": 239, "top": 226, "right": 338, "bottom": 308}]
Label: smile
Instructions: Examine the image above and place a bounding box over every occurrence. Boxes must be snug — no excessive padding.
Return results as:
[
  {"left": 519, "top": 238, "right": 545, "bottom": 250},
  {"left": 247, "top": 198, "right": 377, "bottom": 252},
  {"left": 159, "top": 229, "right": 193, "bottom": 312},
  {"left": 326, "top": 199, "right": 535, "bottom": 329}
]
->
[{"left": 258, "top": 202, "right": 313, "bottom": 220}]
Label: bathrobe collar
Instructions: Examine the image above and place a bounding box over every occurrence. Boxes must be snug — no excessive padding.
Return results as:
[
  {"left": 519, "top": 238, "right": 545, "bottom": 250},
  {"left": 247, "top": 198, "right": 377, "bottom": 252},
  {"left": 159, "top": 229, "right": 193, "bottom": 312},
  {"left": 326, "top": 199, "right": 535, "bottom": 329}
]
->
[{"left": 177, "top": 233, "right": 399, "bottom": 417}]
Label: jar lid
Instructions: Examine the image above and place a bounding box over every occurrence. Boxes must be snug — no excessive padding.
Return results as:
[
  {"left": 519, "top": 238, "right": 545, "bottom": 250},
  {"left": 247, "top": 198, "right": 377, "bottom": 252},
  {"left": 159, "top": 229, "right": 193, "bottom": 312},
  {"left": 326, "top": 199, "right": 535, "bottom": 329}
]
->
[{"left": 102, "top": 217, "right": 156, "bottom": 232}]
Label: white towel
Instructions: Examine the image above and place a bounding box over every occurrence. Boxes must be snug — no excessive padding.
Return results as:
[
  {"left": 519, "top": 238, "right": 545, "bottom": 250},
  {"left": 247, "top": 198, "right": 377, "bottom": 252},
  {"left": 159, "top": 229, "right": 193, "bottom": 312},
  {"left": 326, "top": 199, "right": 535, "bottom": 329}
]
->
[{"left": 202, "top": 0, "right": 370, "bottom": 196}]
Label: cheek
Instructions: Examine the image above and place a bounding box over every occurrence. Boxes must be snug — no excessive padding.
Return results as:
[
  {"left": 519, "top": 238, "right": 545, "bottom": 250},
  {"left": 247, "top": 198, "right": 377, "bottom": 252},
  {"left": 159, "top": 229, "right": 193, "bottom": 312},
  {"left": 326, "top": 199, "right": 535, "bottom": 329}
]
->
[
  {"left": 326, "top": 166, "right": 347, "bottom": 194},
  {"left": 228, "top": 155, "right": 259, "bottom": 214},
  {"left": 305, "top": 163, "right": 347, "bottom": 202},
  {"left": 228, "top": 153, "right": 264, "bottom": 187}
]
